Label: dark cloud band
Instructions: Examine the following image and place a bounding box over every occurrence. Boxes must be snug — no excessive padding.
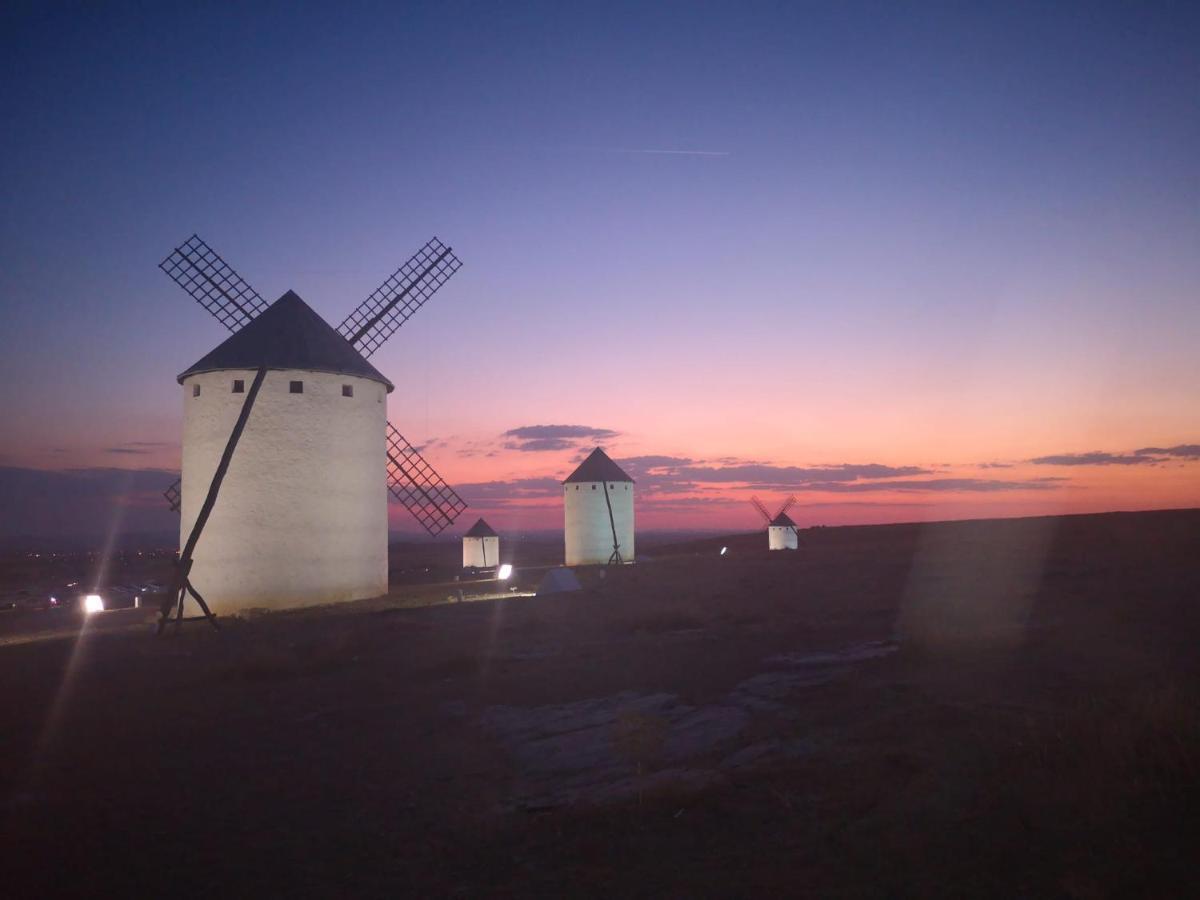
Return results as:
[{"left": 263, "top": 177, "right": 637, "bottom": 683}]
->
[{"left": 502, "top": 424, "right": 619, "bottom": 453}]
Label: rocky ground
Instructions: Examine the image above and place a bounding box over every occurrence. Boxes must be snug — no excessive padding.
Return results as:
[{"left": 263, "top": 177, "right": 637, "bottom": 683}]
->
[{"left": 2, "top": 509, "right": 1199, "bottom": 897}]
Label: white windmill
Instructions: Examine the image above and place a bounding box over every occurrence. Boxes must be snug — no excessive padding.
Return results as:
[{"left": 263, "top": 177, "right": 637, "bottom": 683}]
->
[
  {"left": 750, "top": 495, "right": 800, "bottom": 550},
  {"left": 462, "top": 518, "right": 499, "bottom": 569},
  {"left": 563, "top": 447, "right": 634, "bottom": 566},
  {"left": 158, "top": 234, "right": 467, "bottom": 628}
]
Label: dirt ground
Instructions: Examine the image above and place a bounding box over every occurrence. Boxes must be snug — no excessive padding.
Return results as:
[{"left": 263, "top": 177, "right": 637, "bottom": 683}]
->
[{"left": 2, "top": 509, "right": 1199, "bottom": 898}]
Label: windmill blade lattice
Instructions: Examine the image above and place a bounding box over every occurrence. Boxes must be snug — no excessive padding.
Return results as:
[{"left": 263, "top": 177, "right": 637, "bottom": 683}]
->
[
  {"left": 749, "top": 495, "right": 772, "bottom": 524},
  {"left": 160, "top": 234, "right": 270, "bottom": 333},
  {"left": 776, "top": 495, "right": 797, "bottom": 519},
  {"left": 385, "top": 423, "right": 468, "bottom": 535},
  {"left": 164, "top": 478, "right": 181, "bottom": 513},
  {"left": 338, "top": 238, "right": 462, "bottom": 358}
]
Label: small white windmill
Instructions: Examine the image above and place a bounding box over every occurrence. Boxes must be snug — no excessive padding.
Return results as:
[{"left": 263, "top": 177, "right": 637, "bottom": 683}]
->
[
  {"left": 462, "top": 518, "right": 499, "bottom": 569},
  {"left": 750, "top": 495, "right": 800, "bottom": 551}
]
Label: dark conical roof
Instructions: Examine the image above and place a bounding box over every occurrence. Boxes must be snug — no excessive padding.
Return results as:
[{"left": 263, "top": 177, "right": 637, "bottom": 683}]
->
[
  {"left": 464, "top": 518, "right": 497, "bottom": 538},
  {"left": 177, "top": 291, "right": 394, "bottom": 391},
  {"left": 563, "top": 447, "right": 634, "bottom": 484},
  {"left": 770, "top": 512, "right": 797, "bottom": 527}
]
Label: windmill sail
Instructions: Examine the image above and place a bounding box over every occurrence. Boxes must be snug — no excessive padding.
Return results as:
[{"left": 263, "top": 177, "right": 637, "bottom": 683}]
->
[
  {"left": 164, "top": 477, "right": 181, "bottom": 513},
  {"left": 385, "top": 423, "right": 468, "bottom": 535},
  {"left": 749, "top": 495, "right": 772, "bottom": 524},
  {"left": 337, "top": 238, "right": 462, "bottom": 358},
  {"left": 160, "top": 234, "right": 269, "bottom": 332},
  {"left": 751, "top": 494, "right": 799, "bottom": 530}
]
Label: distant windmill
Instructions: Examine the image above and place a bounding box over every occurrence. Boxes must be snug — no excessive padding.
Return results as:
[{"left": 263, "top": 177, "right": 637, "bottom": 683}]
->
[
  {"left": 158, "top": 234, "right": 466, "bottom": 630},
  {"left": 750, "top": 495, "right": 799, "bottom": 551},
  {"left": 462, "top": 517, "right": 499, "bottom": 569}
]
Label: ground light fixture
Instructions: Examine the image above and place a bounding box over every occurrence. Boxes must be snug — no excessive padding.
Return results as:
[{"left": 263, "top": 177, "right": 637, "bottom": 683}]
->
[
  {"left": 720, "top": 546, "right": 728, "bottom": 556},
  {"left": 497, "top": 564, "right": 514, "bottom": 580},
  {"left": 83, "top": 594, "right": 104, "bottom": 614}
]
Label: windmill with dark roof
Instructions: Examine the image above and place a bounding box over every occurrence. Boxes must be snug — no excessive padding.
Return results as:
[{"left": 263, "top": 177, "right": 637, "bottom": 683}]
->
[
  {"left": 462, "top": 518, "right": 499, "bottom": 569},
  {"left": 563, "top": 447, "right": 634, "bottom": 565},
  {"left": 157, "top": 235, "right": 466, "bottom": 629},
  {"left": 750, "top": 495, "right": 800, "bottom": 550}
]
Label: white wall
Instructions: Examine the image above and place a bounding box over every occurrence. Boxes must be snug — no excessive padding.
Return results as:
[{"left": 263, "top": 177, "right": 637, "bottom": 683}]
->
[
  {"left": 564, "top": 481, "right": 634, "bottom": 565},
  {"left": 462, "top": 535, "right": 499, "bottom": 568},
  {"left": 768, "top": 525, "right": 798, "bottom": 550},
  {"left": 179, "top": 369, "right": 388, "bottom": 615}
]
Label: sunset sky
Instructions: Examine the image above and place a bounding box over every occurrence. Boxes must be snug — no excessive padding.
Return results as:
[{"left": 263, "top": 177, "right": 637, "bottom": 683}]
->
[{"left": 1, "top": 2, "right": 1197, "bottom": 539}]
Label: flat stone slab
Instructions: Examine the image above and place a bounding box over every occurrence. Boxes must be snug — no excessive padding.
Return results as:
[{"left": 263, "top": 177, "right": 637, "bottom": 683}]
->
[
  {"left": 483, "top": 690, "right": 746, "bottom": 808},
  {"left": 481, "top": 639, "right": 894, "bottom": 809}
]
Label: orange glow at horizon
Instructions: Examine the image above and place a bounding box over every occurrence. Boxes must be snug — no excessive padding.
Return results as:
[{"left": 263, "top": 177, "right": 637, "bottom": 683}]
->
[{"left": 382, "top": 431, "right": 1200, "bottom": 535}]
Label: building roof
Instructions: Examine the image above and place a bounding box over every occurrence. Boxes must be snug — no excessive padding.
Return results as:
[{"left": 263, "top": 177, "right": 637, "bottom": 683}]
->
[
  {"left": 563, "top": 447, "right": 634, "bottom": 484},
  {"left": 464, "top": 518, "right": 498, "bottom": 538},
  {"left": 177, "top": 290, "right": 394, "bottom": 391},
  {"left": 769, "top": 512, "right": 797, "bottom": 527}
]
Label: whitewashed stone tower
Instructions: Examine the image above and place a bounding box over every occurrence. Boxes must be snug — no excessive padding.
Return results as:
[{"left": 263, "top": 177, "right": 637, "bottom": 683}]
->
[
  {"left": 563, "top": 448, "right": 634, "bottom": 566},
  {"left": 178, "top": 291, "right": 392, "bottom": 614},
  {"left": 462, "top": 518, "right": 499, "bottom": 568},
  {"left": 768, "top": 511, "right": 799, "bottom": 550}
]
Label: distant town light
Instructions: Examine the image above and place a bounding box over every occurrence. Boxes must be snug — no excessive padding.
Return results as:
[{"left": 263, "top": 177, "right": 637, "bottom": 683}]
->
[
  {"left": 720, "top": 546, "right": 728, "bottom": 556},
  {"left": 497, "top": 564, "right": 514, "bottom": 580},
  {"left": 83, "top": 594, "right": 104, "bottom": 614}
]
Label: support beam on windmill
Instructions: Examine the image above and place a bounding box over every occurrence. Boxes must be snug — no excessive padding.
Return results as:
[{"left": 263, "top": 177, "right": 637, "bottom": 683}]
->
[{"left": 156, "top": 233, "right": 467, "bottom": 628}]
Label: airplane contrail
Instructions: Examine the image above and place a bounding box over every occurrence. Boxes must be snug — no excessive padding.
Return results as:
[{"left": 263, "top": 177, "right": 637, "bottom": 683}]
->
[{"left": 606, "top": 148, "right": 730, "bottom": 157}]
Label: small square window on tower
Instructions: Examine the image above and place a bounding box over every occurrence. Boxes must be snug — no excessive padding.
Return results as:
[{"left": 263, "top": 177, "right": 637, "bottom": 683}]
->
[
  {"left": 192, "top": 384, "right": 200, "bottom": 397},
  {"left": 232, "top": 379, "right": 244, "bottom": 393},
  {"left": 342, "top": 384, "right": 353, "bottom": 398},
  {"left": 290, "top": 381, "right": 303, "bottom": 394}
]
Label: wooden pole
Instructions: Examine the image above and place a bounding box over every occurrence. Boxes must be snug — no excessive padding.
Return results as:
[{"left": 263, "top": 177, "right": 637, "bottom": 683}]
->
[{"left": 158, "top": 365, "right": 268, "bottom": 635}]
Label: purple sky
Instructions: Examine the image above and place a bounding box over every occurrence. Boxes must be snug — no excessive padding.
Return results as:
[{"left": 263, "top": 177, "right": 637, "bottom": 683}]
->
[{"left": 1, "top": 2, "right": 1197, "bottom": 538}]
